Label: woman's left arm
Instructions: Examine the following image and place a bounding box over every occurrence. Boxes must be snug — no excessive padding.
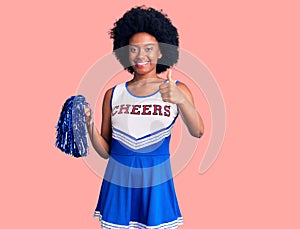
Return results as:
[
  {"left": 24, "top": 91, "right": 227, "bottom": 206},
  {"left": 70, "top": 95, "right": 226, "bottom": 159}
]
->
[
  {"left": 176, "top": 82, "right": 204, "bottom": 138},
  {"left": 159, "top": 70, "right": 204, "bottom": 138}
]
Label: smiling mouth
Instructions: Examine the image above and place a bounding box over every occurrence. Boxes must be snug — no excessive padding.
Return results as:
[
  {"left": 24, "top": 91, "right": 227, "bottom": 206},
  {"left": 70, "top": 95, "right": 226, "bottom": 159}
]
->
[{"left": 135, "top": 61, "right": 150, "bottom": 67}]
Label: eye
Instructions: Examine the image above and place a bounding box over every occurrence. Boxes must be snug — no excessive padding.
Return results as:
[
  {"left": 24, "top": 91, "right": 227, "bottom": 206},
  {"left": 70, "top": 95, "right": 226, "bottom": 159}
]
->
[
  {"left": 129, "top": 46, "right": 138, "bottom": 53},
  {"left": 145, "top": 47, "right": 153, "bottom": 52}
]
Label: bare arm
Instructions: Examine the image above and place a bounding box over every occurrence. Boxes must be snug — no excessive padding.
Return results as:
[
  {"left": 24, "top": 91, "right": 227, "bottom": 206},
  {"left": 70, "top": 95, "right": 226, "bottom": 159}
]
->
[
  {"left": 85, "top": 88, "right": 113, "bottom": 159},
  {"left": 159, "top": 70, "right": 204, "bottom": 138},
  {"left": 176, "top": 82, "right": 204, "bottom": 138}
]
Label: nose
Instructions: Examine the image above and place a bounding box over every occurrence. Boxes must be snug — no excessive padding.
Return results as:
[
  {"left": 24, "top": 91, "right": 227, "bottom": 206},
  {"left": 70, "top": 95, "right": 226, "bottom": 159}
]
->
[{"left": 137, "top": 48, "right": 146, "bottom": 58}]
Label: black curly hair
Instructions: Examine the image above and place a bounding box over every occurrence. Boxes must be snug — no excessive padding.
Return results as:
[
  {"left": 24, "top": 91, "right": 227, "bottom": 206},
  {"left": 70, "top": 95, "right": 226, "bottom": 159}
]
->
[{"left": 110, "top": 6, "right": 179, "bottom": 74}]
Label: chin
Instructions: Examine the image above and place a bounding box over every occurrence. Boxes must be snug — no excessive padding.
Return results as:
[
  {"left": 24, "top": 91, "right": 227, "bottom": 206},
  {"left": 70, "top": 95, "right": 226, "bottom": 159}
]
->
[{"left": 132, "top": 64, "right": 157, "bottom": 76}]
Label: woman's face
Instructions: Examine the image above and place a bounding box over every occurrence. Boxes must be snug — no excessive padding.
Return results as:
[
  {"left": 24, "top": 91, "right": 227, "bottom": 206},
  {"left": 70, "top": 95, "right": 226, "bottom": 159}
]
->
[{"left": 128, "top": 32, "right": 162, "bottom": 76}]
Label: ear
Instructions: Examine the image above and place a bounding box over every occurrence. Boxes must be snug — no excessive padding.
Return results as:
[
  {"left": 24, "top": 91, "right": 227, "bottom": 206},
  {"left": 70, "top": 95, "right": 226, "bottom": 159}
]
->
[{"left": 158, "top": 51, "right": 162, "bottom": 59}]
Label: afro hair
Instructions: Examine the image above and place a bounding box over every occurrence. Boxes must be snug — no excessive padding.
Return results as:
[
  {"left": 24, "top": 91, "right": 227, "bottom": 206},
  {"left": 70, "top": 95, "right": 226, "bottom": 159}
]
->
[{"left": 110, "top": 6, "right": 179, "bottom": 74}]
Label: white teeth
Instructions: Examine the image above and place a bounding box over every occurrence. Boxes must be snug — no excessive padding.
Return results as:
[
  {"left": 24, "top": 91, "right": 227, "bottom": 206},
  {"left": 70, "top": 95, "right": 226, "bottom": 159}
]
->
[{"left": 136, "top": 61, "right": 149, "bottom": 65}]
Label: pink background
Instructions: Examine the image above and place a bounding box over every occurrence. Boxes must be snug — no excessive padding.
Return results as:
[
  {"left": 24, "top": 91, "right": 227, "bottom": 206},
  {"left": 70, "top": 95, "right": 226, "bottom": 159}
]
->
[{"left": 1, "top": 0, "right": 299, "bottom": 228}]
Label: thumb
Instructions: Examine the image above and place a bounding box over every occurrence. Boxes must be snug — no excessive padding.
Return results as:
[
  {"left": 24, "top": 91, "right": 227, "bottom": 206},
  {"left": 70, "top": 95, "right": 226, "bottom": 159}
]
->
[{"left": 167, "top": 69, "right": 174, "bottom": 83}]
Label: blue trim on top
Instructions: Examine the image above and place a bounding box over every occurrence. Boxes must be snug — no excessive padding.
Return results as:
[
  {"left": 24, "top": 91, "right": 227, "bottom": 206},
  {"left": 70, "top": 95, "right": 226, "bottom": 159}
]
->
[
  {"left": 112, "top": 114, "right": 178, "bottom": 141},
  {"left": 110, "top": 136, "right": 171, "bottom": 155},
  {"left": 110, "top": 86, "right": 116, "bottom": 109},
  {"left": 164, "top": 79, "right": 179, "bottom": 84},
  {"left": 125, "top": 82, "right": 160, "bottom": 98}
]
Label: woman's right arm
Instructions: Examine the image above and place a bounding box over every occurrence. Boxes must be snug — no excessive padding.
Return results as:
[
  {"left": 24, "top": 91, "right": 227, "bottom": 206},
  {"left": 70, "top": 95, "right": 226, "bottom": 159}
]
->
[{"left": 86, "top": 88, "right": 113, "bottom": 159}]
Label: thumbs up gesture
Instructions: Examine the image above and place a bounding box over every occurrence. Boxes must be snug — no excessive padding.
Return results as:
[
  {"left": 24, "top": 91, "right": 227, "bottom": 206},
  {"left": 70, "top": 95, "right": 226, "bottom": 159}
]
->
[
  {"left": 159, "top": 69, "right": 186, "bottom": 104},
  {"left": 167, "top": 68, "right": 174, "bottom": 83}
]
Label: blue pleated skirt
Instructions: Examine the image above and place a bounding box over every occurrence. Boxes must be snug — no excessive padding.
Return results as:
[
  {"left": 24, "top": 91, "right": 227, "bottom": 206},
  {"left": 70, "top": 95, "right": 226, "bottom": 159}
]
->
[{"left": 93, "top": 143, "right": 183, "bottom": 229}]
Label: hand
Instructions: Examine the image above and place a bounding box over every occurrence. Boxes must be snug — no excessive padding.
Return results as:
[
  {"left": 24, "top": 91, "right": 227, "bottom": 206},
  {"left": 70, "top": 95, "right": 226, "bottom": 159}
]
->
[
  {"left": 159, "top": 69, "right": 186, "bottom": 104},
  {"left": 84, "top": 105, "right": 93, "bottom": 126}
]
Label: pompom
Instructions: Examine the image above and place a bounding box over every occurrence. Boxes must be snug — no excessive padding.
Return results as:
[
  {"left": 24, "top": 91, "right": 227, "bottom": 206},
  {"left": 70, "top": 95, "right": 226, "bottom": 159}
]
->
[{"left": 55, "top": 95, "right": 91, "bottom": 158}]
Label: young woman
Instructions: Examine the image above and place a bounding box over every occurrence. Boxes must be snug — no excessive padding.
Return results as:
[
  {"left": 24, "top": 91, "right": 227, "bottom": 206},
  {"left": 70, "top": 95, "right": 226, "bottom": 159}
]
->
[{"left": 85, "top": 6, "right": 204, "bottom": 229}]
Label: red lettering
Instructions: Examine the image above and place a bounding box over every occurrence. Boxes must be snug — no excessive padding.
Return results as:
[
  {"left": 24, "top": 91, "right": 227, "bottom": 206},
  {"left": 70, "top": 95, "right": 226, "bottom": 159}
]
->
[
  {"left": 153, "top": 104, "right": 162, "bottom": 115},
  {"left": 164, "top": 105, "right": 171, "bottom": 117},
  {"left": 130, "top": 105, "right": 141, "bottom": 115},
  {"left": 113, "top": 104, "right": 172, "bottom": 117},
  {"left": 141, "top": 104, "right": 152, "bottom": 115},
  {"left": 112, "top": 105, "right": 119, "bottom": 116},
  {"left": 118, "top": 104, "right": 131, "bottom": 114}
]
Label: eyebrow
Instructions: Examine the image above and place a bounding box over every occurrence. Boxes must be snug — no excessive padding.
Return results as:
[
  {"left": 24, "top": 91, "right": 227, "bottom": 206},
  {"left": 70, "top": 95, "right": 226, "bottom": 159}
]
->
[{"left": 129, "top": 43, "right": 156, "bottom": 47}]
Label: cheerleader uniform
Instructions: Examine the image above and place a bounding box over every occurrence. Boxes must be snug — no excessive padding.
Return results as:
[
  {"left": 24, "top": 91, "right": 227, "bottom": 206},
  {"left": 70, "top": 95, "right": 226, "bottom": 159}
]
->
[{"left": 94, "top": 81, "right": 183, "bottom": 229}]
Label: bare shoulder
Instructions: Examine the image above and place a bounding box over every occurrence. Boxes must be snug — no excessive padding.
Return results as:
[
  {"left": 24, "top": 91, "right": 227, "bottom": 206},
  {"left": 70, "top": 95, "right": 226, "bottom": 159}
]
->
[
  {"left": 176, "top": 81, "right": 195, "bottom": 103},
  {"left": 104, "top": 87, "right": 115, "bottom": 100},
  {"left": 102, "top": 87, "right": 115, "bottom": 108},
  {"left": 176, "top": 81, "right": 193, "bottom": 95},
  {"left": 104, "top": 87, "right": 114, "bottom": 97}
]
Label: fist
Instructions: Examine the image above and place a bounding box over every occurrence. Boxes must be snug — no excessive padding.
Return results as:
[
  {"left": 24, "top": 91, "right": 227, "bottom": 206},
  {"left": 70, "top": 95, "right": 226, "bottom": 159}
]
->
[
  {"left": 84, "top": 105, "right": 93, "bottom": 126},
  {"left": 159, "top": 69, "right": 186, "bottom": 104}
]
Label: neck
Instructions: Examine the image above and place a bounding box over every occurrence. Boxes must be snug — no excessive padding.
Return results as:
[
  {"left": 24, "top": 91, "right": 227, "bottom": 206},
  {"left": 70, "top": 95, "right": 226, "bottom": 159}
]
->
[{"left": 132, "top": 72, "right": 159, "bottom": 82}]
